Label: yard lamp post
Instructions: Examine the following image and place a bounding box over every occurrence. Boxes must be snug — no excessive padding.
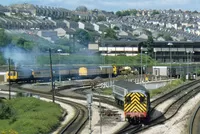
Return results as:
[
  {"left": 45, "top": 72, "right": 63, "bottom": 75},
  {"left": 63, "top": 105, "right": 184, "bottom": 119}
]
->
[
  {"left": 167, "top": 42, "right": 173, "bottom": 84},
  {"left": 155, "top": 50, "right": 157, "bottom": 66},
  {"left": 8, "top": 58, "right": 11, "bottom": 100},
  {"left": 145, "top": 51, "right": 148, "bottom": 75},
  {"left": 186, "top": 51, "right": 189, "bottom": 79},
  {"left": 49, "top": 48, "right": 55, "bottom": 103},
  {"left": 57, "top": 49, "right": 62, "bottom": 82},
  {"left": 141, "top": 47, "right": 143, "bottom": 83},
  {"left": 190, "top": 51, "right": 194, "bottom": 64},
  {"left": 145, "top": 51, "right": 148, "bottom": 87}
]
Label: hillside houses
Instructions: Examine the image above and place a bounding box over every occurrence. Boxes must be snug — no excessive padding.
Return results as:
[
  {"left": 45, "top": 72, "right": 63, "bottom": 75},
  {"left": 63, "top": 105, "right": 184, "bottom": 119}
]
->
[{"left": 0, "top": 3, "right": 200, "bottom": 42}]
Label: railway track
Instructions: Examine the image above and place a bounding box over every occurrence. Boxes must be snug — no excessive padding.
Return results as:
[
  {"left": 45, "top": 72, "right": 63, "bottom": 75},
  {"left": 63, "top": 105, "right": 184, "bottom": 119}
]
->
[
  {"left": 0, "top": 90, "right": 89, "bottom": 134},
  {"left": 29, "top": 94, "right": 89, "bottom": 134},
  {"left": 1, "top": 83, "right": 124, "bottom": 133},
  {"left": 117, "top": 79, "right": 200, "bottom": 134},
  {"left": 5, "top": 83, "right": 122, "bottom": 110},
  {"left": 55, "top": 98, "right": 88, "bottom": 134},
  {"left": 9, "top": 80, "right": 198, "bottom": 134},
  {"left": 189, "top": 102, "right": 200, "bottom": 134},
  {"left": 150, "top": 80, "right": 200, "bottom": 112},
  {"left": 8, "top": 80, "right": 199, "bottom": 131}
]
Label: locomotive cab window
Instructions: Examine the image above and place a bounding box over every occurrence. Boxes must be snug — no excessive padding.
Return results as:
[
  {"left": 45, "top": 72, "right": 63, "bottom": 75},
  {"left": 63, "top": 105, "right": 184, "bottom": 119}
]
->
[
  {"left": 8, "top": 71, "right": 15, "bottom": 76},
  {"left": 125, "top": 96, "right": 131, "bottom": 104}
]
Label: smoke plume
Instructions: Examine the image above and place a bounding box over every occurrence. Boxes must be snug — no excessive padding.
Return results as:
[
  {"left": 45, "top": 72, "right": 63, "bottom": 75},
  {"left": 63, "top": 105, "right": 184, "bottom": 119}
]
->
[{"left": 1, "top": 44, "right": 38, "bottom": 68}]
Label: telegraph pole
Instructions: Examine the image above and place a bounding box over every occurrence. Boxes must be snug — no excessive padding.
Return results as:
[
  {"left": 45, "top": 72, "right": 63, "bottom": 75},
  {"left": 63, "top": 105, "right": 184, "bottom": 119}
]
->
[
  {"left": 49, "top": 48, "right": 55, "bottom": 103},
  {"left": 8, "top": 58, "right": 11, "bottom": 100},
  {"left": 87, "top": 94, "right": 93, "bottom": 134},
  {"left": 99, "top": 91, "right": 102, "bottom": 134}
]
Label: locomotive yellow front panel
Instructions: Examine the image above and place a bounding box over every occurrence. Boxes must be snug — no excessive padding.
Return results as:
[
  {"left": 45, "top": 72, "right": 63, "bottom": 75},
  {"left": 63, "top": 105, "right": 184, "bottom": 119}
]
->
[{"left": 124, "top": 92, "right": 147, "bottom": 116}]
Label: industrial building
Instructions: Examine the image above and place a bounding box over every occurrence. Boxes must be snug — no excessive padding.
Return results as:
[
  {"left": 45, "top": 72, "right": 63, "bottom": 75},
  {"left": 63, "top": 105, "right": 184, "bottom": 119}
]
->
[{"left": 89, "top": 40, "right": 200, "bottom": 63}]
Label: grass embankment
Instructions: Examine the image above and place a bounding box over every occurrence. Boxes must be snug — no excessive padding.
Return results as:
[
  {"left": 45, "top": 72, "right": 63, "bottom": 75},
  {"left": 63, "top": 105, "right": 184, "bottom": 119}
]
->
[
  {"left": 0, "top": 97, "right": 63, "bottom": 134},
  {"left": 150, "top": 79, "right": 184, "bottom": 98}
]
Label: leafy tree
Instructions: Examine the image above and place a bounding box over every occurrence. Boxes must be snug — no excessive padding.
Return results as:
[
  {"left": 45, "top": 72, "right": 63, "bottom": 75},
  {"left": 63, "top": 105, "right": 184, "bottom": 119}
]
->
[
  {"left": 152, "top": 10, "right": 160, "bottom": 15},
  {"left": 193, "top": 10, "right": 198, "bottom": 13},
  {"left": 97, "top": 15, "right": 106, "bottom": 21},
  {"left": 157, "top": 33, "right": 164, "bottom": 38},
  {"left": 88, "top": 31, "right": 98, "bottom": 43},
  {"left": 71, "top": 15, "right": 80, "bottom": 22},
  {"left": 144, "top": 30, "right": 152, "bottom": 36},
  {"left": 15, "top": 37, "right": 35, "bottom": 50},
  {"left": 163, "top": 34, "right": 173, "bottom": 41},
  {"left": 113, "top": 26, "right": 120, "bottom": 30},
  {"left": 116, "top": 11, "right": 122, "bottom": 17},
  {"left": 144, "top": 36, "right": 154, "bottom": 57},
  {"left": 130, "top": 9, "right": 137, "bottom": 16},
  {"left": 0, "top": 28, "right": 11, "bottom": 47},
  {"left": 0, "top": 101, "right": 16, "bottom": 119},
  {"left": 122, "top": 10, "right": 131, "bottom": 16},
  {"left": 0, "top": 52, "right": 5, "bottom": 65},
  {"left": 104, "top": 28, "right": 117, "bottom": 40},
  {"left": 75, "top": 29, "right": 91, "bottom": 47},
  {"left": 54, "top": 38, "right": 71, "bottom": 46}
]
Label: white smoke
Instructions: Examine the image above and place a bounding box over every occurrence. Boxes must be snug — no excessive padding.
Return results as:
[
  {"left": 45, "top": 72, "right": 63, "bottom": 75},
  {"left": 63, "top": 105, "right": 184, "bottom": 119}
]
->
[{"left": 1, "top": 44, "right": 37, "bottom": 67}]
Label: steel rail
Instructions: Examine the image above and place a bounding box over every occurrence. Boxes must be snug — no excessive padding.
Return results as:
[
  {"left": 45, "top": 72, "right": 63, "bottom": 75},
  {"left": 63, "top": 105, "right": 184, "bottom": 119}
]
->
[{"left": 189, "top": 102, "right": 200, "bottom": 134}]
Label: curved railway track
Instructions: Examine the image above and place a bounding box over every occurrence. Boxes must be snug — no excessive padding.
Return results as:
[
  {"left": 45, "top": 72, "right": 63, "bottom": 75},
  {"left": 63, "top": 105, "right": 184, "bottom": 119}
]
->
[
  {"left": 0, "top": 83, "right": 124, "bottom": 133},
  {"left": 7, "top": 80, "right": 199, "bottom": 134},
  {"left": 0, "top": 90, "right": 89, "bottom": 134},
  {"left": 117, "top": 79, "right": 200, "bottom": 134},
  {"left": 150, "top": 80, "right": 200, "bottom": 112},
  {"left": 55, "top": 98, "right": 88, "bottom": 134},
  {"left": 5, "top": 83, "right": 122, "bottom": 110},
  {"left": 32, "top": 94, "right": 89, "bottom": 134},
  {"left": 189, "top": 102, "right": 200, "bottom": 134}
]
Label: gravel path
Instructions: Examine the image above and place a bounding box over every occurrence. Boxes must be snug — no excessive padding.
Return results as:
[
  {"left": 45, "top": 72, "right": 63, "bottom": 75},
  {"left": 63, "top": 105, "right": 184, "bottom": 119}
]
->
[
  {"left": 56, "top": 96, "right": 128, "bottom": 134},
  {"left": 139, "top": 92, "right": 200, "bottom": 134}
]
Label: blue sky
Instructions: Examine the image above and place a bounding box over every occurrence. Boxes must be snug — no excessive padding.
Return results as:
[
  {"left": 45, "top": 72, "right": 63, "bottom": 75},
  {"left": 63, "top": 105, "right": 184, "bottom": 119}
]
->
[{"left": 1, "top": 0, "right": 200, "bottom": 12}]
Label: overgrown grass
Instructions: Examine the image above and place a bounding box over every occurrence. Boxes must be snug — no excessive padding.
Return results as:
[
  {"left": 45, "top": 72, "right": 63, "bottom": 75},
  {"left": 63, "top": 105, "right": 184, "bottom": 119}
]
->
[
  {"left": 98, "top": 88, "right": 113, "bottom": 95},
  {"left": 150, "top": 79, "right": 184, "bottom": 98},
  {"left": 97, "top": 79, "right": 185, "bottom": 98},
  {"left": 0, "top": 97, "right": 63, "bottom": 134}
]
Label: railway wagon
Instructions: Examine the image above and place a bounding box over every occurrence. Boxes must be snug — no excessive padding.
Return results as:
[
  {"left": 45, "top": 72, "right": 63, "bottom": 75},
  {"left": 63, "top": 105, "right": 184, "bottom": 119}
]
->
[
  {"left": 58, "top": 66, "right": 79, "bottom": 80},
  {"left": 31, "top": 66, "right": 80, "bottom": 81},
  {"left": 78, "top": 65, "right": 114, "bottom": 78},
  {"left": 112, "top": 80, "right": 150, "bottom": 123}
]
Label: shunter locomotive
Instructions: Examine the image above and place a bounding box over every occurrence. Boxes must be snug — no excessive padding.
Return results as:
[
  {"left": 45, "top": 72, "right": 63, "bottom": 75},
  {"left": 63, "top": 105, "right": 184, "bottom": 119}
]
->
[{"left": 112, "top": 80, "right": 150, "bottom": 123}]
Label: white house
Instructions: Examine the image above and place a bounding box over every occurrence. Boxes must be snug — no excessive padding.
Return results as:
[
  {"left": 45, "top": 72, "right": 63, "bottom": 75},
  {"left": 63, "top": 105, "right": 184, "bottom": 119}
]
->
[
  {"left": 93, "top": 23, "right": 99, "bottom": 32},
  {"left": 54, "top": 28, "right": 66, "bottom": 37},
  {"left": 78, "top": 22, "right": 85, "bottom": 29}
]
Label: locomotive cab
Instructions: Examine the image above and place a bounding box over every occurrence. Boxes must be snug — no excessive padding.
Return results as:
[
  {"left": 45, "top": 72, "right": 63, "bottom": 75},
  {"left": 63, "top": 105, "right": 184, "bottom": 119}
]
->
[{"left": 6, "top": 70, "right": 17, "bottom": 82}]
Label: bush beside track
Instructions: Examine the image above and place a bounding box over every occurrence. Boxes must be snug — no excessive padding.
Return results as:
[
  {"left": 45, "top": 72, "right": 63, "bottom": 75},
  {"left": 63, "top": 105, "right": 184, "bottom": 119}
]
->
[
  {"left": 150, "top": 79, "right": 184, "bottom": 98},
  {"left": 0, "top": 97, "right": 63, "bottom": 134},
  {"left": 97, "top": 88, "right": 113, "bottom": 95}
]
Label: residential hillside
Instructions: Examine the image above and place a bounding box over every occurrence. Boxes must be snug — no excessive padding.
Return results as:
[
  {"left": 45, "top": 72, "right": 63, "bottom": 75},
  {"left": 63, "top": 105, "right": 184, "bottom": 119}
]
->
[{"left": 0, "top": 3, "right": 199, "bottom": 43}]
